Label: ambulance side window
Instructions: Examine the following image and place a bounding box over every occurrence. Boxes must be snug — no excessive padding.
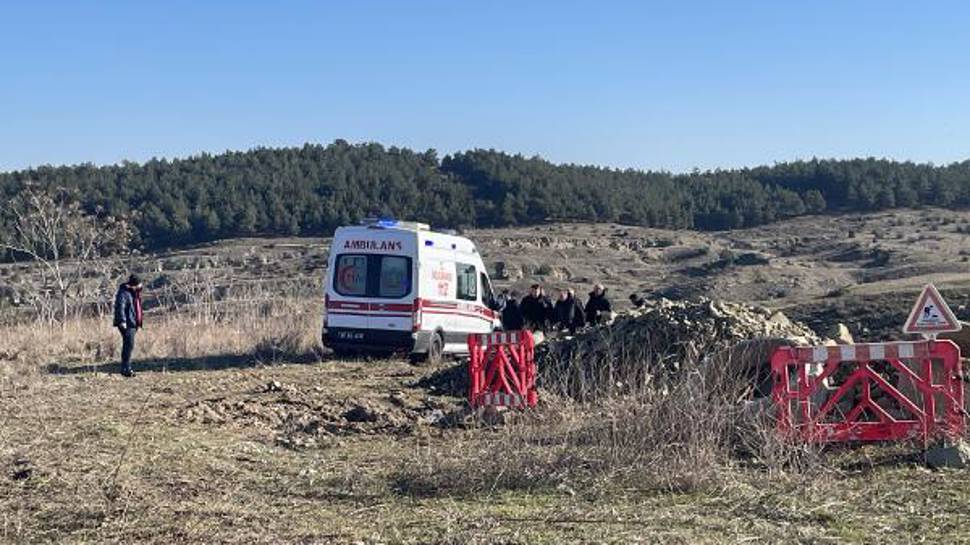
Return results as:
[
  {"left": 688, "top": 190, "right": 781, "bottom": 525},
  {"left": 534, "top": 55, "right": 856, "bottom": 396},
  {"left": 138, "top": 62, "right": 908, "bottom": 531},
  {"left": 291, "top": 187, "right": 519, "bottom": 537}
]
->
[{"left": 455, "top": 263, "right": 477, "bottom": 301}]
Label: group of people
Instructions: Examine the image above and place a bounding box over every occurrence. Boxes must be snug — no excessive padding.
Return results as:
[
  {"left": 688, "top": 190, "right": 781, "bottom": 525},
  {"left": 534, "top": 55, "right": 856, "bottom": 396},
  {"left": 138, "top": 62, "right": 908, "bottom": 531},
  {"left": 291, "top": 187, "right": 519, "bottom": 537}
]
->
[
  {"left": 111, "top": 273, "right": 615, "bottom": 376},
  {"left": 497, "top": 283, "right": 612, "bottom": 334}
]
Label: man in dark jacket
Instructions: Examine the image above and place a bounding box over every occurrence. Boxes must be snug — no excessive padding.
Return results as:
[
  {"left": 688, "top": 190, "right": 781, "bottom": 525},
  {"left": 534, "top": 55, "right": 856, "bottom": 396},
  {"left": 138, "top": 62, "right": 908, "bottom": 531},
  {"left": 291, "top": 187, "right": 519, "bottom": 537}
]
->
[
  {"left": 553, "top": 288, "right": 586, "bottom": 334},
  {"left": 585, "top": 283, "right": 613, "bottom": 325},
  {"left": 501, "top": 292, "right": 525, "bottom": 331},
  {"left": 113, "top": 274, "right": 143, "bottom": 377},
  {"left": 519, "top": 284, "right": 552, "bottom": 331},
  {"left": 494, "top": 289, "right": 509, "bottom": 311}
]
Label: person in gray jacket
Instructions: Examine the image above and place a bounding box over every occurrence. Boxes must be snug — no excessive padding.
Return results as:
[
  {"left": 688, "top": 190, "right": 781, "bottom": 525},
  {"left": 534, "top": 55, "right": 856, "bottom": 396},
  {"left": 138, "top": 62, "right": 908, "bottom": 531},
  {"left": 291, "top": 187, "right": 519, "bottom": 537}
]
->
[{"left": 113, "top": 275, "right": 143, "bottom": 377}]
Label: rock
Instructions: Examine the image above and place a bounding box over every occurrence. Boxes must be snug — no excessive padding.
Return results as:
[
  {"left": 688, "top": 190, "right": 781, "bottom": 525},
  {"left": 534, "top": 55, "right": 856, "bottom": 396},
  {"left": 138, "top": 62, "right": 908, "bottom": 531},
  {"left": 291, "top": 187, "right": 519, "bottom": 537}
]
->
[
  {"left": 147, "top": 274, "right": 171, "bottom": 289},
  {"left": 494, "top": 261, "right": 524, "bottom": 280},
  {"left": 265, "top": 381, "right": 284, "bottom": 393},
  {"left": 343, "top": 404, "right": 380, "bottom": 423},
  {"left": 735, "top": 252, "right": 771, "bottom": 266},
  {"left": 421, "top": 409, "right": 446, "bottom": 425},
  {"left": 829, "top": 323, "right": 854, "bottom": 345},
  {"left": 926, "top": 440, "right": 970, "bottom": 469},
  {"left": 480, "top": 406, "right": 508, "bottom": 426},
  {"left": 548, "top": 266, "right": 572, "bottom": 280},
  {"left": 10, "top": 458, "right": 32, "bottom": 481},
  {"left": 768, "top": 312, "right": 792, "bottom": 327}
]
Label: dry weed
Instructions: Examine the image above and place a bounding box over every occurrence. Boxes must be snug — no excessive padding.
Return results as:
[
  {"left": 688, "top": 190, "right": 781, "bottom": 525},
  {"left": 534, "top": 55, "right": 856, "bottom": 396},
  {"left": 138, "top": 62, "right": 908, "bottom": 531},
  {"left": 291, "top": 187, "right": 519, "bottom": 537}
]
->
[
  {"left": 395, "top": 340, "right": 825, "bottom": 499},
  {"left": 0, "top": 297, "right": 324, "bottom": 376}
]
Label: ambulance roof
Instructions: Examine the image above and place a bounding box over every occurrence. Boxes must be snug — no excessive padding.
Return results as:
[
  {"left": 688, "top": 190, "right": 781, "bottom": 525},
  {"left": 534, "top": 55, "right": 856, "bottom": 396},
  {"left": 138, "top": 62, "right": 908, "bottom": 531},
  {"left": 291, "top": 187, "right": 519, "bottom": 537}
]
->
[
  {"left": 356, "top": 218, "right": 429, "bottom": 231},
  {"left": 334, "top": 221, "right": 479, "bottom": 255}
]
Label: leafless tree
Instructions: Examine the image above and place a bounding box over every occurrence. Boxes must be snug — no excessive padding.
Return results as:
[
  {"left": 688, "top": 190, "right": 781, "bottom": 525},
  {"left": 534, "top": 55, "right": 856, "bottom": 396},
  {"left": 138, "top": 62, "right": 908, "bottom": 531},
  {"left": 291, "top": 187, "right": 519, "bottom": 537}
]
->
[{"left": 0, "top": 184, "right": 132, "bottom": 325}]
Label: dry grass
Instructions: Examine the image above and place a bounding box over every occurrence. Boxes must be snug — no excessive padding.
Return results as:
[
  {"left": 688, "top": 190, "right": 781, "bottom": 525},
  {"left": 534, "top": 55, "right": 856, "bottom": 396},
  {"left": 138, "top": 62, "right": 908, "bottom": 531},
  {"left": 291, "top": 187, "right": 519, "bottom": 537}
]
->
[
  {"left": 1, "top": 270, "right": 969, "bottom": 543},
  {"left": 394, "top": 350, "right": 823, "bottom": 502},
  {"left": 0, "top": 298, "right": 323, "bottom": 381},
  {"left": 4, "top": 352, "right": 970, "bottom": 544}
]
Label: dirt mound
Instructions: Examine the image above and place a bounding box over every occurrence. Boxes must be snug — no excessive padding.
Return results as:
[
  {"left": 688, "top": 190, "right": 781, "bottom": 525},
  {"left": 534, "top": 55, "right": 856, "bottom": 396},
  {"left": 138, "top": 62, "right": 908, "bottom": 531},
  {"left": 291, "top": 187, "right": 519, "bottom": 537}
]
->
[
  {"left": 540, "top": 298, "right": 821, "bottom": 400},
  {"left": 178, "top": 380, "right": 460, "bottom": 448},
  {"left": 414, "top": 364, "right": 468, "bottom": 398}
]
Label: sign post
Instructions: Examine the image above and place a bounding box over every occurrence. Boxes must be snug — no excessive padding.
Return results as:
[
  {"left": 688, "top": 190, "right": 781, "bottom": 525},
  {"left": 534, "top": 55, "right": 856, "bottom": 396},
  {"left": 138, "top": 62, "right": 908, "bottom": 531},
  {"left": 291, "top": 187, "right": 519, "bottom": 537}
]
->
[{"left": 902, "top": 284, "right": 962, "bottom": 340}]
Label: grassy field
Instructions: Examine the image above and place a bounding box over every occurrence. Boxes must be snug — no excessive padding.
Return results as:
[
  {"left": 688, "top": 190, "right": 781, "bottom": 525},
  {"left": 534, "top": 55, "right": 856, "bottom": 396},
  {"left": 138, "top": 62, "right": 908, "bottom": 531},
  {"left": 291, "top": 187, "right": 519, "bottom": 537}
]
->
[
  {"left": 4, "top": 209, "right": 970, "bottom": 544},
  {"left": 3, "top": 313, "right": 970, "bottom": 544}
]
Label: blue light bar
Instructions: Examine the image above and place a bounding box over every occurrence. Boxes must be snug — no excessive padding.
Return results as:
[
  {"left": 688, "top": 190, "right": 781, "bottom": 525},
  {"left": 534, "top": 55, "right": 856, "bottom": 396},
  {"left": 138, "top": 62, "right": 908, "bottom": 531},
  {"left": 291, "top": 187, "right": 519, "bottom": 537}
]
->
[
  {"left": 376, "top": 218, "right": 399, "bottom": 228},
  {"left": 425, "top": 240, "right": 434, "bottom": 246}
]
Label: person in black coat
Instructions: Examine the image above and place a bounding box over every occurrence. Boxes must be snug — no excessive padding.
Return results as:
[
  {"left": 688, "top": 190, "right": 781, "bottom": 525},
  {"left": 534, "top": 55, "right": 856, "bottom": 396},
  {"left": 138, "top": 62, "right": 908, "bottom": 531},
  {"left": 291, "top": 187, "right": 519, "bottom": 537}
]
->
[
  {"left": 113, "top": 274, "right": 144, "bottom": 377},
  {"left": 584, "top": 283, "right": 613, "bottom": 325},
  {"left": 520, "top": 284, "right": 552, "bottom": 331},
  {"left": 501, "top": 292, "right": 525, "bottom": 331},
  {"left": 553, "top": 288, "right": 586, "bottom": 334}
]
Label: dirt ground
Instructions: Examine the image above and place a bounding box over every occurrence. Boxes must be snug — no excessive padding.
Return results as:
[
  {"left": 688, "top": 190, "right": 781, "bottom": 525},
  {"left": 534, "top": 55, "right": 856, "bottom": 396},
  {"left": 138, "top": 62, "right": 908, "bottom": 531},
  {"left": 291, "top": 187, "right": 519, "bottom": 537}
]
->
[
  {"left": 4, "top": 356, "right": 970, "bottom": 544},
  {"left": 4, "top": 209, "right": 970, "bottom": 543}
]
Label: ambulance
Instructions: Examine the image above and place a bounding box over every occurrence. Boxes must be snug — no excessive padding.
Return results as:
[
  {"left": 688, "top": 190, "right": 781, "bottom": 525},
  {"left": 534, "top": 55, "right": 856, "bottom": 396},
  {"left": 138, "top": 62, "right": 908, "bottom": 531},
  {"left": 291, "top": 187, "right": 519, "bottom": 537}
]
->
[{"left": 322, "top": 219, "right": 501, "bottom": 363}]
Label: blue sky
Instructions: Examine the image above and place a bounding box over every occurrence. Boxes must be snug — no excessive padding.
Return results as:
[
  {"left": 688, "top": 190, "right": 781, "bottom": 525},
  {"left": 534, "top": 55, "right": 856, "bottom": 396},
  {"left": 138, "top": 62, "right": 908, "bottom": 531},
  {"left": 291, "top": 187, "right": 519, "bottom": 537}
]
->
[{"left": 1, "top": 1, "right": 968, "bottom": 172}]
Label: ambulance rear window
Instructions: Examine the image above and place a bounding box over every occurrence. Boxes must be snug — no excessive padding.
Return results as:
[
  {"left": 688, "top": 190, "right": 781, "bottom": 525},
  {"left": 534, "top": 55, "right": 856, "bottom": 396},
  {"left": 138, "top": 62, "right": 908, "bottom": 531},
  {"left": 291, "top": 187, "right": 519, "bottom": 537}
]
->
[
  {"left": 334, "top": 254, "right": 413, "bottom": 298},
  {"left": 380, "top": 256, "right": 409, "bottom": 298},
  {"left": 335, "top": 255, "right": 368, "bottom": 296}
]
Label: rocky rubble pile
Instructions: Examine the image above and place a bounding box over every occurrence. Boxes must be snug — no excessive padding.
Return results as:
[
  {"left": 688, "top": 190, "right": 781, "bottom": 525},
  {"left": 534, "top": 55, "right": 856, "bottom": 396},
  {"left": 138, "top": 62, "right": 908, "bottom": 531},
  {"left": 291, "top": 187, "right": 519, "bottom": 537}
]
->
[{"left": 539, "top": 297, "right": 822, "bottom": 400}]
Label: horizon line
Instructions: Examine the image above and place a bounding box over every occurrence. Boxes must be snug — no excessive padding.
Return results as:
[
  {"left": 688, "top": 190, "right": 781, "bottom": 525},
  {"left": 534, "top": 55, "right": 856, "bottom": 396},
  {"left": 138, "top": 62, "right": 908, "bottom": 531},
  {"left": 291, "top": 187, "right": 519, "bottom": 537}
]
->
[{"left": 2, "top": 140, "right": 967, "bottom": 177}]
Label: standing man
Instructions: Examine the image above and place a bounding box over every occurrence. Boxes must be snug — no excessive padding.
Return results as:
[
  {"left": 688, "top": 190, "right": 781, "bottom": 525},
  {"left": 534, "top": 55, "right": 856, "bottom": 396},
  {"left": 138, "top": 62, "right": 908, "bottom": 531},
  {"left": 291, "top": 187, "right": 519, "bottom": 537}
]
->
[
  {"left": 520, "top": 284, "right": 551, "bottom": 331},
  {"left": 494, "top": 288, "right": 510, "bottom": 312},
  {"left": 554, "top": 288, "right": 586, "bottom": 334},
  {"left": 585, "top": 283, "right": 613, "bottom": 325},
  {"left": 113, "top": 274, "right": 143, "bottom": 377},
  {"left": 500, "top": 291, "right": 525, "bottom": 331}
]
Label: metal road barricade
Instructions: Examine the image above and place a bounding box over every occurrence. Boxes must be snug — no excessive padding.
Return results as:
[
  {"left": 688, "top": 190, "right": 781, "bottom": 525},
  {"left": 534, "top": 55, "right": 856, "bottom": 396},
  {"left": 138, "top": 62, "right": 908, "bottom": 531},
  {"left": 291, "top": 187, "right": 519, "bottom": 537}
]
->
[
  {"left": 467, "top": 331, "right": 538, "bottom": 409},
  {"left": 771, "top": 340, "right": 964, "bottom": 443}
]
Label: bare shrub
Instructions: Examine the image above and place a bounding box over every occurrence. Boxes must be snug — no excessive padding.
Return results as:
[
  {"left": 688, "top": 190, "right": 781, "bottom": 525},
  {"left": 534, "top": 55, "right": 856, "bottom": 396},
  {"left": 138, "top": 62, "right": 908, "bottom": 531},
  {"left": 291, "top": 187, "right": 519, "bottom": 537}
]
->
[
  {"left": 396, "top": 336, "right": 823, "bottom": 498},
  {"left": 0, "top": 185, "right": 132, "bottom": 325},
  {"left": 539, "top": 326, "right": 729, "bottom": 402},
  {"left": 736, "top": 407, "right": 825, "bottom": 475},
  {"left": 395, "top": 365, "right": 743, "bottom": 497},
  {"left": 0, "top": 295, "right": 324, "bottom": 378},
  {"left": 253, "top": 323, "right": 324, "bottom": 364}
]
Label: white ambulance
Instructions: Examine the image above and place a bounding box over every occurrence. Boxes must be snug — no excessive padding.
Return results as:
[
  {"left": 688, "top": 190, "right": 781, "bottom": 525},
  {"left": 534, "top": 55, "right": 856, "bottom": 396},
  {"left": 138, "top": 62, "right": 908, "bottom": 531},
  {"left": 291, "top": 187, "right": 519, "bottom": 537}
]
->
[{"left": 322, "top": 219, "right": 502, "bottom": 363}]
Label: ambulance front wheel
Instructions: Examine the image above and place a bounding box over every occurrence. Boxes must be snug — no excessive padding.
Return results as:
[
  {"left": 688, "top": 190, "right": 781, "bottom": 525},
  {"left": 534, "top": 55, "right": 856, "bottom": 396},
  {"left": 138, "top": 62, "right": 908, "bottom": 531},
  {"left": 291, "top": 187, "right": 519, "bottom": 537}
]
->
[{"left": 411, "top": 331, "right": 444, "bottom": 366}]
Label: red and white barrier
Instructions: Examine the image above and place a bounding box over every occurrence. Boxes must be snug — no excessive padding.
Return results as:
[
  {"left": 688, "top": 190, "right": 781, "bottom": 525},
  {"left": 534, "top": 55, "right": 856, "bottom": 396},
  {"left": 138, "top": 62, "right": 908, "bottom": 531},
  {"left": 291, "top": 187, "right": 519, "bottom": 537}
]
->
[
  {"left": 467, "top": 330, "right": 537, "bottom": 409},
  {"left": 771, "top": 340, "right": 964, "bottom": 443}
]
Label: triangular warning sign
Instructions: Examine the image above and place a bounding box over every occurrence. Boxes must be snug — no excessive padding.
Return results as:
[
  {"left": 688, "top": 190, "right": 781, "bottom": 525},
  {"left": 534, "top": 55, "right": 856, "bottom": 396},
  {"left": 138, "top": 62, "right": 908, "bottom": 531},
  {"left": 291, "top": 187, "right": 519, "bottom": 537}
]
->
[{"left": 903, "top": 284, "right": 962, "bottom": 336}]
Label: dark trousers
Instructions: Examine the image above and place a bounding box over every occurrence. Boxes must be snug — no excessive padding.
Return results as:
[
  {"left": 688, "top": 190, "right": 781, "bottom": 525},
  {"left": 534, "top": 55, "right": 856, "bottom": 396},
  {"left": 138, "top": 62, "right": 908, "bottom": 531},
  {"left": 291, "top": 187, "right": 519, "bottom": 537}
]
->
[{"left": 120, "top": 328, "right": 137, "bottom": 372}]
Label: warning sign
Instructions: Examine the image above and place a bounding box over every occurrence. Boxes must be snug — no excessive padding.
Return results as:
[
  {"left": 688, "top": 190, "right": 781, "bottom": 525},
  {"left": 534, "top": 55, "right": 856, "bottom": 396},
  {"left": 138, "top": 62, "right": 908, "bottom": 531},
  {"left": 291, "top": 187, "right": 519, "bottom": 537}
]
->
[{"left": 903, "top": 284, "right": 962, "bottom": 337}]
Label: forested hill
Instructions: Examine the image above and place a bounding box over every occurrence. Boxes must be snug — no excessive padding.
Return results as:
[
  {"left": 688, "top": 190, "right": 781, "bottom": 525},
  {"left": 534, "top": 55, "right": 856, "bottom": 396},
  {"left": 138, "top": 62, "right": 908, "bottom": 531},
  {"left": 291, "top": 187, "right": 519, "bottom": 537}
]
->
[{"left": 1, "top": 140, "right": 969, "bottom": 249}]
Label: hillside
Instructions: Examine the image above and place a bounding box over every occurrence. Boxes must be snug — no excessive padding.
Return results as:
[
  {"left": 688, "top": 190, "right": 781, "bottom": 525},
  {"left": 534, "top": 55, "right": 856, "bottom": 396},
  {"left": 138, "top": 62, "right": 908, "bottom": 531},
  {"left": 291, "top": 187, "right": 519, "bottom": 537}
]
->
[
  {"left": 4, "top": 208, "right": 967, "bottom": 341},
  {"left": 2, "top": 141, "right": 970, "bottom": 251},
  {"left": 3, "top": 210, "right": 970, "bottom": 543}
]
